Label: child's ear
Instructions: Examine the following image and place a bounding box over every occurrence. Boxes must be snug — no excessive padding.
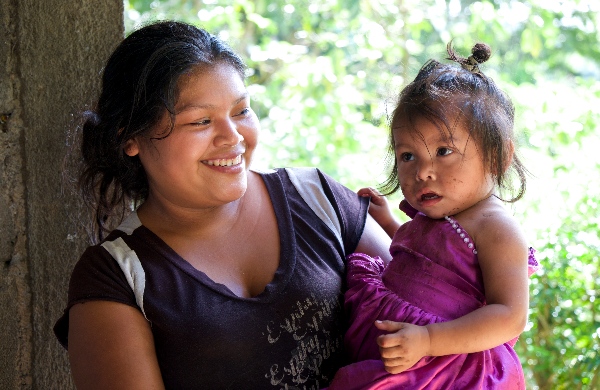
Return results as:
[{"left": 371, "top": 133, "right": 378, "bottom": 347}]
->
[
  {"left": 124, "top": 138, "right": 140, "bottom": 157},
  {"left": 501, "top": 140, "right": 515, "bottom": 174},
  {"left": 492, "top": 140, "right": 515, "bottom": 176}
]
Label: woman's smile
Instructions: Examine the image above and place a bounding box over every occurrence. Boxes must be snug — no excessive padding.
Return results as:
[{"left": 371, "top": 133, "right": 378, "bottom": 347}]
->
[{"left": 202, "top": 154, "right": 243, "bottom": 167}]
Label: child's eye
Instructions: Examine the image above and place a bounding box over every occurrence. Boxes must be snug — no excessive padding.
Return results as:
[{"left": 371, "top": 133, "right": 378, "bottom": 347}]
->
[
  {"left": 400, "top": 152, "right": 414, "bottom": 162},
  {"left": 437, "top": 147, "right": 453, "bottom": 156},
  {"left": 235, "top": 107, "right": 251, "bottom": 117}
]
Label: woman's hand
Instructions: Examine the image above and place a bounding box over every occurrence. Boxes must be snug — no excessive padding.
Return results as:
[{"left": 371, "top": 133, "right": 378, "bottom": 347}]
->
[
  {"left": 374, "top": 320, "right": 431, "bottom": 374},
  {"left": 357, "top": 187, "right": 400, "bottom": 238}
]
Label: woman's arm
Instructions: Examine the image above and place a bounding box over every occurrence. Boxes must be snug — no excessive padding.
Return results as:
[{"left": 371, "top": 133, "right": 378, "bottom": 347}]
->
[
  {"left": 375, "top": 212, "right": 530, "bottom": 373},
  {"left": 354, "top": 213, "right": 393, "bottom": 264},
  {"left": 68, "top": 301, "right": 165, "bottom": 390}
]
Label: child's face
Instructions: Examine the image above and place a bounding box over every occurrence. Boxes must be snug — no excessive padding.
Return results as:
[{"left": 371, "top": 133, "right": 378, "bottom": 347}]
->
[{"left": 393, "top": 116, "right": 495, "bottom": 219}]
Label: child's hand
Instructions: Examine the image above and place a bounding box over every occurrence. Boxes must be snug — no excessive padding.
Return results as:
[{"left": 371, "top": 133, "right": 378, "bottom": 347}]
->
[
  {"left": 374, "top": 320, "right": 431, "bottom": 374},
  {"left": 357, "top": 187, "right": 400, "bottom": 238}
]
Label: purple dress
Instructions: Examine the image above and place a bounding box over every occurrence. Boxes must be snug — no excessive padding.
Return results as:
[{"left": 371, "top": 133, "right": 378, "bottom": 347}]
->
[{"left": 327, "top": 201, "right": 538, "bottom": 389}]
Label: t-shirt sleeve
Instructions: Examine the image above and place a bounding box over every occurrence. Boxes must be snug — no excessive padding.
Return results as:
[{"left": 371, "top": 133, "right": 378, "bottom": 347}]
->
[
  {"left": 53, "top": 244, "right": 139, "bottom": 349},
  {"left": 316, "top": 169, "right": 370, "bottom": 255}
]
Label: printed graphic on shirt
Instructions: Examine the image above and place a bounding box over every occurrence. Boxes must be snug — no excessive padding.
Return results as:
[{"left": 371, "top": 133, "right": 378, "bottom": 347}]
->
[{"left": 263, "top": 294, "right": 343, "bottom": 389}]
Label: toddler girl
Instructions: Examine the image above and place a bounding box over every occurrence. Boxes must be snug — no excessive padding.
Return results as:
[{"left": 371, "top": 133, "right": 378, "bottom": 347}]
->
[{"left": 328, "top": 42, "right": 538, "bottom": 389}]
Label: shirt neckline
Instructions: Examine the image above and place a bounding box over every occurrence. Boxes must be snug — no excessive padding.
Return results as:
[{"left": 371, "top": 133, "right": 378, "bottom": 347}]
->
[{"left": 128, "top": 169, "right": 296, "bottom": 302}]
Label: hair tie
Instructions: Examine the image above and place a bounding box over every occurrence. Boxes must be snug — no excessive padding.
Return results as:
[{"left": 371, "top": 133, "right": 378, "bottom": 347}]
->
[
  {"left": 446, "top": 41, "right": 491, "bottom": 75},
  {"left": 461, "top": 55, "right": 481, "bottom": 74}
]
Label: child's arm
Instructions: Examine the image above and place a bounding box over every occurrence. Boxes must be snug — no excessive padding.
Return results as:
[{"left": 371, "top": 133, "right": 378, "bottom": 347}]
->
[
  {"left": 357, "top": 187, "right": 401, "bottom": 238},
  {"left": 374, "top": 211, "right": 530, "bottom": 374}
]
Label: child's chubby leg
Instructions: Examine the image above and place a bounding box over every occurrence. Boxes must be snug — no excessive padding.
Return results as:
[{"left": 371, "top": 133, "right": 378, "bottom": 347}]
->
[
  {"left": 344, "top": 253, "right": 396, "bottom": 362},
  {"left": 344, "top": 253, "right": 442, "bottom": 363}
]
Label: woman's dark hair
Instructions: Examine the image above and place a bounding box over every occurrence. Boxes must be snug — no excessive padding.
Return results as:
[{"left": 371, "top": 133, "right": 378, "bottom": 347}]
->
[
  {"left": 77, "top": 20, "right": 246, "bottom": 242},
  {"left": 379, "top": 42, "right": 527, "bottom": 203}
]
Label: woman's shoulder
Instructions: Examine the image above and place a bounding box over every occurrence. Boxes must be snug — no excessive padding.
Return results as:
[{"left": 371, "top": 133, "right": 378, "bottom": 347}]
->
[
  {"left": 72, "top": 212, "right": 149, "bottom": 292},
  {"left": 252, "top": 166, "right": 352, "bottom": 203}
]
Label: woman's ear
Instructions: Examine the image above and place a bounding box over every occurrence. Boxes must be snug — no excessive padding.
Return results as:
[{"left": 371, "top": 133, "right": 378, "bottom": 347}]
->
[{"left": 124, "top": 138, "right": 140, "bottom": 157}]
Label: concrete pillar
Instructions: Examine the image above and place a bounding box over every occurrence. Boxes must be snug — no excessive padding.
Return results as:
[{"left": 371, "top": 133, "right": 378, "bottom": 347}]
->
[{"left": 0, "top": 1, "right": 123, "bottom": 387}]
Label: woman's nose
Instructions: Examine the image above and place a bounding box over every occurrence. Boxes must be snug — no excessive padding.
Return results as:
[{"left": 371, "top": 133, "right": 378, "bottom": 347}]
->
[{"left": 215, "top": 119, "right": 244, "bottom": 146}]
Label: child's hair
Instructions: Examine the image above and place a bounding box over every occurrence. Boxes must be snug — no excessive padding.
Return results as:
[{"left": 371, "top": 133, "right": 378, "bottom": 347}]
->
[
  {"left": 379, "top": 42, "right": 527, "bottom": 203},
  {"left": 76, "top": 21, "right": 247, "bottom": 242}
]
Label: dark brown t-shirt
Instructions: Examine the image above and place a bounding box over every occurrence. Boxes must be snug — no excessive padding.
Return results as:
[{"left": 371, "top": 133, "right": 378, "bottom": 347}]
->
[{"left": 54, "top": 168, "right": 369, "bottom": 389}]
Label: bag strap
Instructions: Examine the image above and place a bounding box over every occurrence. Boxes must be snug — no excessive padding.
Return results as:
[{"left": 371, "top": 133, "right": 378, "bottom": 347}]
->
[{"left": 284, "top": 167, "right": 344, "bottom": 251}]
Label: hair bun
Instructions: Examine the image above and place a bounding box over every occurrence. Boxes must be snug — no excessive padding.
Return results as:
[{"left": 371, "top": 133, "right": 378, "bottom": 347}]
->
[{"left": 471, "top": 43, "right": 491, "bottom": 64}]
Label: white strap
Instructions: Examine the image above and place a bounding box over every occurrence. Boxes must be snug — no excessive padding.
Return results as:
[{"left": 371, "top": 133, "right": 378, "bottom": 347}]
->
[
  {"left": 101, "top": 237, "right": 148, "bottom": 321},
  {"left": 285, "top": 167, "right": 344, "bottom": 252}
]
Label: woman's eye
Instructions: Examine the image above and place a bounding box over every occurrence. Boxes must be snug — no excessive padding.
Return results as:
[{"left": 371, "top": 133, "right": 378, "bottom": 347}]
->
[
  {"left": 400, "top": 152, "right": 414, "bottom": 162},
  {"left": 437, "top": 147, "right": 453, "bottom": 156},
  {"left": 193, "top": 119, "right": 211, "bottom": 126}
]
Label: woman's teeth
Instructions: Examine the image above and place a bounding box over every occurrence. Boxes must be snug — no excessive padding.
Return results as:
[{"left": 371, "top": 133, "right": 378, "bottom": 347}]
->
[{"left": 204, "top": 155, "right": 242, "bottom": 166}]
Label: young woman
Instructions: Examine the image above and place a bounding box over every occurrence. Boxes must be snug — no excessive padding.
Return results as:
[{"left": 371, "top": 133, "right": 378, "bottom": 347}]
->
[{"left": 53, "top": 21, "right": 391, "bottom": 389}]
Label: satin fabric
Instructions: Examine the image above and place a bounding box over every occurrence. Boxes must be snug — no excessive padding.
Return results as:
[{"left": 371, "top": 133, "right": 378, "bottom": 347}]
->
[{"left": 327, "top": 201, "right": 538, "bottom": 389}]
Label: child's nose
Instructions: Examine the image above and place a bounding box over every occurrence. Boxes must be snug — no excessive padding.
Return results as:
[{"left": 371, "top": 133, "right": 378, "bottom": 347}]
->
[{"left": 415, "top": 160, "right": 435, "bottom": 181}]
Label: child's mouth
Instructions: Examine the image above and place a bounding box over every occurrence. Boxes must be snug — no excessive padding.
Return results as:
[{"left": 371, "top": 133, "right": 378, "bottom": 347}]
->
[{"left": 421, "top": 193, "right": 440, "bottom": 201}]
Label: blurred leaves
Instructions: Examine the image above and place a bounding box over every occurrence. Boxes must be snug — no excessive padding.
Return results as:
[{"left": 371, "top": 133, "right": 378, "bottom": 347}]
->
[
  {"left": 124, "top": 1, "right": 600, "bottom": 388},
  {"left": 517, "top": 193, "right": 600, "bottom": 389}
]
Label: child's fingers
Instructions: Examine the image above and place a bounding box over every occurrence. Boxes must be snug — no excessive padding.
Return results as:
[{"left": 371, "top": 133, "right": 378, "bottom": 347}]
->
[
  {"left": 357, "top": 187, "right": 377, "bottom": 197},
  {"left": 374, "top": 320, "right": 405, "bottom": 333},
  {"left": 378, "top": 341, "right": 413, "bottom": 374},
  {"left": 358, "top": 187, "right": 388, "bottom": 207},
  {"left": 379, "top": 344, "right": 407, "bottom": 359},
  {"left": 374, "top": 321, "right": 408, "bottom": 349},
  {"left": 381, "top": 355, "right": 412, "bottom": 374}
]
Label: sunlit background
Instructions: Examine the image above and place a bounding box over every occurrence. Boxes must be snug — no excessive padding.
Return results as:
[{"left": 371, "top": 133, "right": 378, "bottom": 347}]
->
[{"left": 124, "top": 1, "right": 600, "bottom": 388}]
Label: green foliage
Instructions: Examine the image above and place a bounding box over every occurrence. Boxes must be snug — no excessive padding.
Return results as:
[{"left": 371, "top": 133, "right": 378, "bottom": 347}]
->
[
  {"left": 124, "top": 1, "right": 600, "bottom": 387},
  {"left": 517, "top": 193, "right": 600, "bottom": 389}
]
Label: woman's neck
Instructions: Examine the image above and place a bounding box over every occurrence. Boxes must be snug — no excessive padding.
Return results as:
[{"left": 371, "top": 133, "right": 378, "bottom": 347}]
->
[{"left": 136, "top": 173, "right": 259, "bottom": 240}]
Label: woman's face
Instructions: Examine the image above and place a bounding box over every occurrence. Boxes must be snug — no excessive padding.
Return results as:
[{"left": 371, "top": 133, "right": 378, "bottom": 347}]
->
[{"left": 125, "top": 63, "right": 260, "bottom": 210}]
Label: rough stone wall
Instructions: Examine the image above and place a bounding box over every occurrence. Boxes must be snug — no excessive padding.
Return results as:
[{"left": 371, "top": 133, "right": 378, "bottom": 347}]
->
[
  {"left": 0, "top": 3, "right": 31, "bottom": 387},
  {"left": 0, "top": 1, "right": 123, "bottom": 388}
]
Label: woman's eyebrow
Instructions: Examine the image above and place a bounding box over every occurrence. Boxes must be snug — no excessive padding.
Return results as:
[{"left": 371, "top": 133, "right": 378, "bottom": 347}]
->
[{"left": 176, "top": 93, "right": 249, "bottom": 113}]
